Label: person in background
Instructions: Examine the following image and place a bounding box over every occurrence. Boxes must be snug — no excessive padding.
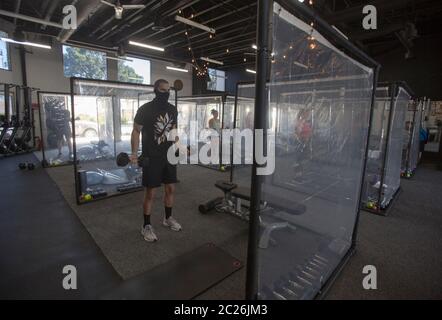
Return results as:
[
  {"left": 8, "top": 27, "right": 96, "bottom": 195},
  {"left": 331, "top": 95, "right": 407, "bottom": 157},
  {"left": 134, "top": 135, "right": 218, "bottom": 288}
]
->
[
  {"left": 53, "top": 108, "right": 73, "bottom": 159},
  {"left": 208, "top": 109, "right": 221, "bottom": 133},
  {"left": 419, "top": 117, "right": 429, "bottom": 162}
]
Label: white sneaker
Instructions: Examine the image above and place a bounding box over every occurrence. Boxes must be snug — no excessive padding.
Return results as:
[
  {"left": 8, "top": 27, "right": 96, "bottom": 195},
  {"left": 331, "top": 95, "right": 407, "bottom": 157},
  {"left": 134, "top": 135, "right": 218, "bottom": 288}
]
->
[
  {"left": 163, "top": 217, "right": 182, "bottom": 231},
  {"left": 141, "top": 225, "right": 158, "bottom": 242}
]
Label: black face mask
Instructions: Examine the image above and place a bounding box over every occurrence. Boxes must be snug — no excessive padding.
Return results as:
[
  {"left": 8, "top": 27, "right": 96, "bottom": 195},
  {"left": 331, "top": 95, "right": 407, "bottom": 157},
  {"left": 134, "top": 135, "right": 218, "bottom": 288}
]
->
[{"left": 155, "top": 89, "right": 170, "bottom": 103}]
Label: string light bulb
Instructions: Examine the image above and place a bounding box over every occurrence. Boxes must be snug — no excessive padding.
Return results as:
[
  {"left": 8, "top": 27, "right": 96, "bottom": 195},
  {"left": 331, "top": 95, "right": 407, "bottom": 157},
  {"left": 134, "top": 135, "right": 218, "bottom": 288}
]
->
[{"left": 226, "top": 48, "right": 229, "bottom": 53}]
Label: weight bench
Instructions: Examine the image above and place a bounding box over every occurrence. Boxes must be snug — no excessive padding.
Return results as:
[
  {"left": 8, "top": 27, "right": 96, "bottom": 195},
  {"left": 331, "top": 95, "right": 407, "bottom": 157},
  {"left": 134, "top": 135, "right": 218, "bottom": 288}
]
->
[{"left": 202, "top": 180, "right": 306, "bottom": 249}]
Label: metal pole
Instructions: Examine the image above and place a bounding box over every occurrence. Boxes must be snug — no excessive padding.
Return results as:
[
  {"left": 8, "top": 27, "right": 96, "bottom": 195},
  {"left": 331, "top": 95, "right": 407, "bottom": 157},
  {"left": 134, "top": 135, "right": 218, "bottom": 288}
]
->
[
  {"left": 353, "top": 65, "right": 380, "bottom": 242},
  {"left": 245, "top": 0, "right": 271, "bottom": 300},
  {"left": 406, "top": 104, "right": 417, "bottom": 174},
  {"left": 378, "top": 83, "right": 397, "bottom": 211},
  {"left": 231, "top": 84, "right": 239, "bottom": 183},
  {"left": 4, "top": 84, "right": 10, "bottom": 122}
]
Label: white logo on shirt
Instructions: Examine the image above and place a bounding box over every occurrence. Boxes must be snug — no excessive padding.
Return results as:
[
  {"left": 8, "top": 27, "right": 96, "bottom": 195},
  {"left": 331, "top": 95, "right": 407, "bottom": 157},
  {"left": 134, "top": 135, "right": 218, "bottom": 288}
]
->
[{"left": 154, "top": 113, "right": 174, "bottom": 145}]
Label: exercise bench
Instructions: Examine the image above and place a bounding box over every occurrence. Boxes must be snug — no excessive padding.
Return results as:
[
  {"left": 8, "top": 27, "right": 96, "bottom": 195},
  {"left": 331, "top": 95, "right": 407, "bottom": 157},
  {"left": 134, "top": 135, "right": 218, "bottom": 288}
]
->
[{"left": 199, "top": 180, "right": 306, "bottom": 249}]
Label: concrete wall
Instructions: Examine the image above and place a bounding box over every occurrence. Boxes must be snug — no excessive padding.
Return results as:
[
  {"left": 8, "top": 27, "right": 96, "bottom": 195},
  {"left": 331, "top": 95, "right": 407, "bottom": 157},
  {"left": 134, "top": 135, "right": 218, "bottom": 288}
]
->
[
  {"left": 1, "top": 40, "right": 192, "bottom": 141},
  {"left": 1, "top": 41, "right": 192, "bottom": 95}
]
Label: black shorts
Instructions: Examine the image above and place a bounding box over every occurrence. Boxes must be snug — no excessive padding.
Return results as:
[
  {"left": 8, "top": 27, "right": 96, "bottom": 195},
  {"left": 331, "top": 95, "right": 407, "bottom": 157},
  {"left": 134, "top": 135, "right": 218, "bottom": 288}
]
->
[
  {"left": 142, "top": 156, "right": 178, "bottom": 188},
  {"left": 55, "top": 126, "right": 72, "bottom": 140}
]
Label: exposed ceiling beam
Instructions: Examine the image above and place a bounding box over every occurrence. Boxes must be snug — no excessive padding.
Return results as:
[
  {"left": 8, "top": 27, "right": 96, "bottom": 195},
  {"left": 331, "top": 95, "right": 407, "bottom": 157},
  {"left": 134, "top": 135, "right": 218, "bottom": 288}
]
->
[
  {"left": 350, "top": 23, "right": 405, "bottom": 41},
  {"left": 192, "top": 31, "right": 256, "bottom": 52},
  {"left": 110, "top": 0, "right": 202, "bottom": 43},
  {"left": 145, "top": 2, "right": 256, "bottom": 46},
  {"left": 167, "top": 19, "right": 255, "bottom": 50},
  {"left": 0, "top": 9, "right": 64, "bottom": 29},
  {"left": 91, "top": 0, "right": 156, "bottom": 36},
  {"left": 323, "top": 0, "right": 415, "bottom": 24},
  {"left": 57, "top": 0, "right": 103, "bottom": 43},
  {"left": 41, "top": 0, "right": 60, "bottom": 30},
  {"left": 13, "top": 0, "right": 22, "bottom": 25},
  {"left": 143, "top": 0, "right": 236, "bottom": 41},
  {"left": 95, "top": 0, "right": 168, "bottom": 40}
]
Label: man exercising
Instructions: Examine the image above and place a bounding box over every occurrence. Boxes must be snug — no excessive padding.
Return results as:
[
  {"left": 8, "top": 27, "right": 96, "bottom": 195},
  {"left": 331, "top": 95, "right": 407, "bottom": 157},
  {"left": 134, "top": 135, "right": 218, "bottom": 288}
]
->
[
  {"left": 131, "top": 79, "right": 182, "bottom": 242},
  {"left": 52, "top": 107, "right": 73, "bottom": 159}
]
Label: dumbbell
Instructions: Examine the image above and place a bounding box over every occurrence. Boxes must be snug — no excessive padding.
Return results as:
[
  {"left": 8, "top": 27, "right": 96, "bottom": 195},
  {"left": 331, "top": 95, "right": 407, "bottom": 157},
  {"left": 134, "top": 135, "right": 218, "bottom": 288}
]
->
[
  {"left": 116, "top": 152, "right": 149, "bottom": 168},
  {"left": 18, "top": 163, "right": 35, "bottom": 170}
]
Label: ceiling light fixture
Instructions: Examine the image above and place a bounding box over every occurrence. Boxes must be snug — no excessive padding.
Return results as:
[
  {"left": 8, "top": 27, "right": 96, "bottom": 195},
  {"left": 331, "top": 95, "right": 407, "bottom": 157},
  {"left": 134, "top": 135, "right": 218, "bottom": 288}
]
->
[
  {"left": 1, "top": 37, "right": 51, "bottom": 49},
  {"left": 166, "top": 66, "right": 188, "bottom": 73},
  {"left": 200, "top": 57, "right": 223, "bottom": 65},
  {"left": 293, "top": 61, "right": 308, "bottom": 69},
  {"left": 106, "top": 56, "right": 133, "bottom": 62},
  {"left": 129, "top": 40, "right": 164, "bottom": 52},
  {"left": 175, "top": 15, "right": 216, "bottom": 34},
  {"left": 246, "top": 69, "right": 256, "bottom": 74}
]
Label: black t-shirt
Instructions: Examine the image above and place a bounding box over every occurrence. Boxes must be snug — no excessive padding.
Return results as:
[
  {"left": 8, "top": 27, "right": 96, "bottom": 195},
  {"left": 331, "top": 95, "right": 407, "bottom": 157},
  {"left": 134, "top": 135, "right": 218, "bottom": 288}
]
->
[
  {"left": 134, "top": 98, "right": 177, "bottom": 158},
  {"left": 50, "top": 108, "right": 71, "bottom": 131}
]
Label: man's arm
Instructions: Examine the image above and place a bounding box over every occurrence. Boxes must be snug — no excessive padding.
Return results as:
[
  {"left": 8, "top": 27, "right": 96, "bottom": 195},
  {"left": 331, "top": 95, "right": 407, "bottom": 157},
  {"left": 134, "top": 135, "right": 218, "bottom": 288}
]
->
[{"left": 131, "top": 123, "right": 142, "bottom": 164}]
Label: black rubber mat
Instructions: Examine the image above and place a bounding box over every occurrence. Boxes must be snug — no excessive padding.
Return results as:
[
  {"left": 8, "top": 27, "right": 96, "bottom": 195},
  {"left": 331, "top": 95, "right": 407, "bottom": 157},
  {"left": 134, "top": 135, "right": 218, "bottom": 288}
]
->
[{"left": 102, "top": 243, "right": 243, "bottom": 300}]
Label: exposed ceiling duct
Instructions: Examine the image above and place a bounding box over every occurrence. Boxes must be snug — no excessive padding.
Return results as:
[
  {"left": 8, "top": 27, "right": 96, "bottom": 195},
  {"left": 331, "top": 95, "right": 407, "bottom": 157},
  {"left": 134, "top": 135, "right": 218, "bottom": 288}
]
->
[
  {"left": 57, "top": 0, "right": 103, "bottom": 43},
  {"left": 0, "top": 9, "right": 64, "bottom": 29}
]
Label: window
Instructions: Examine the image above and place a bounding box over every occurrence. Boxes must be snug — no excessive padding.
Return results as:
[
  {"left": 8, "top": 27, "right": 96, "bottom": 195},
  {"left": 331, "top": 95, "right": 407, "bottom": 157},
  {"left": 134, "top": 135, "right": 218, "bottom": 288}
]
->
[
  {"left": 0, "top": 31, "right": 11, "bottom": 71},
  {"left": 62, "top": 45, "right": 107, "bottom": 80},
  {"left": 118, "top": 57, "right": 151, "bottom": 84},
  {"left": 207, "top": 68, "right": 226, "bottom": 92}
]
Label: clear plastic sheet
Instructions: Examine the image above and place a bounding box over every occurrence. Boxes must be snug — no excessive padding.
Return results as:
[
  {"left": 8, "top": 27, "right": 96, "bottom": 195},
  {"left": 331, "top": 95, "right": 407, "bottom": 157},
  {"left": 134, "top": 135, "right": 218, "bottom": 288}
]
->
[
  {"left": 37, "top": 92, "right": 73, "bottom": 167},
  {"left": 363, "top": 85, "right": 410, "bottom": 210},
  {"left": 71, "top": 79, "right": 176, "bottom": 203},
  {"left": 256, "top": 3, "right": 375, "bottom": 300},
  {"left": 401, "top": 100, "right": 422, "bottom": 177},
  {"left": 177, "top": 95, "right": 235, "bottom": 170},
  {"left": 232, "top": 84, "right": 258, "bottom": 190}
]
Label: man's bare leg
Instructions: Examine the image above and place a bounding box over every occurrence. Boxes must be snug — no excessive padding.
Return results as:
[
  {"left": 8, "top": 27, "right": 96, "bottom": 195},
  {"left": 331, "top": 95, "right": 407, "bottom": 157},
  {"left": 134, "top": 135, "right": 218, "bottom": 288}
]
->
[
  {"left": 141, "top": 187, "right": 158, "bottom": 242},
  {"left": 164, "top": 184, "right": 175, "bottom": 208},
  {"left": 144, "top": 187, "right": 156, "bottom": 219},
  {"left": 163, "top": 184, "right": 181, "bottom": 231}
]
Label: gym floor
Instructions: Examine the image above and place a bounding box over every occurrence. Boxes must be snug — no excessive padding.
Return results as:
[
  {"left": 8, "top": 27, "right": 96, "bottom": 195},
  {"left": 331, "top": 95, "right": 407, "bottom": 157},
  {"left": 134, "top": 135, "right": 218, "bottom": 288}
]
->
[{"left": 0, "top": 153, "right": 441, "bottom": 299}]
